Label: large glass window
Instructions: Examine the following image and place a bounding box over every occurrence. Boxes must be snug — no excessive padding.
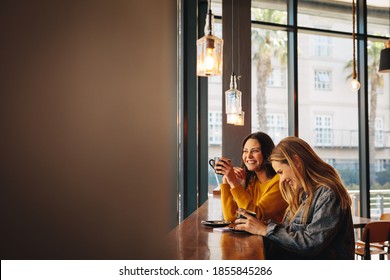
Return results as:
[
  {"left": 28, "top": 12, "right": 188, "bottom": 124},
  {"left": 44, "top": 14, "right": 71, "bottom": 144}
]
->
[
  {"left": 207, "top": 12, "right": 223, "bottom": 193},
  {"left": 251, "top": 9, "right": 288, "bottom": 141},
  {"left": 202, "top": 0, "right": 389, "bottom": 216},
  {"left": 298, "top": 0, "right": 352, "bottom": 33},
  {"left": 251, "top": 0, "right": 287, "bottom": 25},
  {"left": 367, "top": 4, "right": 389, "bottom": 223},
  {"left": 299, "top": 31, "right": 360, "bottom": 215},
  {"left": 367, "top": 0, "right": 390, "bottom": 36},
  {"left": 368, "top": 38, "right": 390, "bottom": 218}
]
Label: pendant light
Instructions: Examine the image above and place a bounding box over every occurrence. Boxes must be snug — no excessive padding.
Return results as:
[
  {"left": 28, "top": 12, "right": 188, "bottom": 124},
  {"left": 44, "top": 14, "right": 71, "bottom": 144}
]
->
[
  {"left": 225, "top": 0, "right": 244, "bottom": 126},
  {"left": 351, "top": 0, "right": 361, "bottom": 92},
  {"left": 379, "top": 39, "right": 390, "bottom": 73},
  {"left": 227, "top": 110, "right": 244, "bottom": 126},
  {"left": 197, "top": 0, "right": 223, "bottom": 77},
  {"left": 225, "top": 73, "right": 242, "bottom": 114}
]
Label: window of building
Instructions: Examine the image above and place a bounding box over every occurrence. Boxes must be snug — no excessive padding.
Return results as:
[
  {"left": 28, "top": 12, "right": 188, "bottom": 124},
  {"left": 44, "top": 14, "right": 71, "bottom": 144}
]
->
[
  {"left": 315, "top": 115, "right": 333, "bottom": 147},
  {"left": 209, "top": 111, "right": 222, "bottom": 145},
  {"left": 266, "top": 113, "right": 287, "bottom": 145},
  {"left": 375, "top": 117, "right": 384, "bottom": 148},
  {"left": 375, "top": 159, "right": 386, "bottom": 172},
  {"left": 314, "top": 35, "right": 332, "bottom": 57},
  {"left": 314, "top": 70, "right": 332, "bottom": 91},
  {"left": 267, "top": 68, "right": 286, "bottom": 88}
]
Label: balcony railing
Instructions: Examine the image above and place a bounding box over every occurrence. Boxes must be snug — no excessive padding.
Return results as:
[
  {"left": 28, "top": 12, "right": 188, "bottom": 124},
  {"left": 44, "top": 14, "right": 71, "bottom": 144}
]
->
[
  {"left": 314, "top": 129, "right": 390, "bottom": 149},
  {"left": 349, "top": 189, "right": 390, "bottom": 219}
]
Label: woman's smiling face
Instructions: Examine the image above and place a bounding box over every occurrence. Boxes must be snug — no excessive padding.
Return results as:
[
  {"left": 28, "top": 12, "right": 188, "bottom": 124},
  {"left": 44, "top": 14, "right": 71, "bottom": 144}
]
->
[
  {"left": 242, "top": 139, "right": 264, "bottom": 172},
  {"left": 272, "top": 160, "right": 299, "bottom": 191}
]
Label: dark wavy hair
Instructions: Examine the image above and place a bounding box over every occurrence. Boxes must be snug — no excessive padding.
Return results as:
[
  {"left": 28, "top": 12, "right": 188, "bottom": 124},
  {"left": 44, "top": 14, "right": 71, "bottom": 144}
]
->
[{"left": 241, "top": 132, "right": 276, "bottom": 189}]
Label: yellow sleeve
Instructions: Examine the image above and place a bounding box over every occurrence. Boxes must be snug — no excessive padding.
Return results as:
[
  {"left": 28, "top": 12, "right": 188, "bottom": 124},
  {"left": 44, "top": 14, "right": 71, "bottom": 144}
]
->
[
  {"left": 255, "top": 175, "right": 288, "bottom": 222},
  {"left": 220, "top": 183, "right": 238, "bottom": 222},
  {"left": 230, "top": 174, "right": 287, "bottom": 222},
  {"left": 228, "top": 184, "right": 255, "bottom": 211}
]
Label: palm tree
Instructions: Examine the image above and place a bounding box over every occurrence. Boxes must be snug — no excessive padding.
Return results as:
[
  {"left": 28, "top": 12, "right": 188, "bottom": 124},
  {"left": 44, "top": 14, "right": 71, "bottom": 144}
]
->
[
  {"left": 367, "top": 41, "right": 385, "bottom": 183},
  {"left": 252, "top": 9, "right": 287, "bottom": 132},
  {"left": 344, "top": 40, "right": 385, "bottom": 183}
]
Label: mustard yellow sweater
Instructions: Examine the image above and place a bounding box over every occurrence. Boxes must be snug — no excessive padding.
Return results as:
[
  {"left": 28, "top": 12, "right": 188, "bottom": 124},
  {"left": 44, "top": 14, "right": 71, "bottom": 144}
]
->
[{"left": 220, "top": 174, "right": 287, "bottom": 223}]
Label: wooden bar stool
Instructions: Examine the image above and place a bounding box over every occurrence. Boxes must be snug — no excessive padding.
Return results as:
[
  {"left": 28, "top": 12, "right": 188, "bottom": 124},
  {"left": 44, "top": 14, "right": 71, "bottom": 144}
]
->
[{"left": 355, "top": 221, "right": 390, "bottom": 260}]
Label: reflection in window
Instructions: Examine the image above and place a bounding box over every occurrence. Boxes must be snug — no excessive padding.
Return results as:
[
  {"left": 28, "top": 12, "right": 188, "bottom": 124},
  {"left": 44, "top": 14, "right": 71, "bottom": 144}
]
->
[{"left": 314, "top": 70, "right": 332, "bottom": 90}]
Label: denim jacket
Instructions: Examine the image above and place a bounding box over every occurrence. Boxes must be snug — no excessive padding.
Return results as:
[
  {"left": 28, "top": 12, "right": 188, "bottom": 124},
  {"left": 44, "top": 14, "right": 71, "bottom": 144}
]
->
[{"left": 264, "top": 186, "right": 355, "bottom": 259}]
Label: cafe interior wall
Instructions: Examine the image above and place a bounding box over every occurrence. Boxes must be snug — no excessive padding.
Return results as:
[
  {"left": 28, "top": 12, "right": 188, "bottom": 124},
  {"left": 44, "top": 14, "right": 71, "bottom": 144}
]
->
[{"left": 0, "top": 0, "right": 177, "bottom": 259}]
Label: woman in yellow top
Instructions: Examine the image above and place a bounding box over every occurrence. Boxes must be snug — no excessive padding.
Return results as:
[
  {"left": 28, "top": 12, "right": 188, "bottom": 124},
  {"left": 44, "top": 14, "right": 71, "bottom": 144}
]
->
[{"left": 214, "top": 132, "right": 287, "bottom": 223}]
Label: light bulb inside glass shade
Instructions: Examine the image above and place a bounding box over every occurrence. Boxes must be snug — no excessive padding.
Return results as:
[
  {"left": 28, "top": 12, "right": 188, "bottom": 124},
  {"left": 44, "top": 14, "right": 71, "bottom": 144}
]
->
[
  {"left": 351, "top": 78, "right": 361, "bottom": 92},
  {"left": 225, "top": 74, "right": 242, "bottom": 114},
  {"left": 205, "top": 48, "right": 215, "bottom": 71},
  {"left": 227, "top": 113, "right": 238, "bottom": 124},
  {"left": 197, "top": 35, "right": 223, "bottom": 76},
  {"left": 227, "top": 112, "right": 244, "bottom": 126},
  {"left": 234, "top": 111, "right": 245, "bottom": 126},
  {"left": 196, "top": 9, "right": 223, "bottom": 77}
]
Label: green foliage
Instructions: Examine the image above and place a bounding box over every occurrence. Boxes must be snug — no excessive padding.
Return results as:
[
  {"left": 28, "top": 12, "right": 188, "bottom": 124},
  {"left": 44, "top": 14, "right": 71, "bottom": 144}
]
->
[
  {"left": 375, "top": 169, "right": 390, "bottom": 185},
  {"left": 337, "top": 168, "right": 359, "bottom": 186},
  {"left": 371, "top": 182, "right": 390, "bottom": 190},
  {"left": 345, "top": 184, "right": 359, "bottom": 191},
  {"left": 337, "top": 167, "right": 390, "bottom": 190}
]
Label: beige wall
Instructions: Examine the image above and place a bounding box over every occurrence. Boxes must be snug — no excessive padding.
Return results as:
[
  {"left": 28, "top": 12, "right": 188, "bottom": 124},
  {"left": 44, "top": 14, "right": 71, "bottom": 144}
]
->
[{"left": 0, "top": 0, "right": 177, "bottom": 259}]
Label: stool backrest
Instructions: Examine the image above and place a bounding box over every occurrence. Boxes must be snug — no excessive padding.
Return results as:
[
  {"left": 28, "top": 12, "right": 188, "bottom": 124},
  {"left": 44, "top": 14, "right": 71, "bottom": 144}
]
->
[
  {"left": 362, "top": 221, "right": 390, "bottom": 244},
  {"left": 379, "top": 213, "right": 390, "bottom": 221}
]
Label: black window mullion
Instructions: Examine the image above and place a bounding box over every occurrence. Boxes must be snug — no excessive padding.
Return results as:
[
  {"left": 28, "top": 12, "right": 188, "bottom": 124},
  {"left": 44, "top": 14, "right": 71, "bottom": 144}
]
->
[
  {"left": 357, "top": 0, "right": 370, "bottom": 218},
  {"left": 182, "top": 0, "right": 199, "bottom": 219},
  {"left": 287, "top": 0, "right": 298, "bottom": 136},
  {"left": 198, "top": 0, "right": 209, "bottom": 206}
]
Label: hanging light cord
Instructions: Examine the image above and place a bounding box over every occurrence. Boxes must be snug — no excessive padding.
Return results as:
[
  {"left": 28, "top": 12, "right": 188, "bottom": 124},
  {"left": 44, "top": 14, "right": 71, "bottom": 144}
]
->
[
  {"left": 352, "top": 0, "right": 357, "bottom": 80},
  {"left": 238, "top": 0, "right": 241, "bottom": 81},
  {"left": 231, "top": 0, "right": 234, "bottom": 75},
  {"left": 208, "top": 0, "right": 212, "bottom": 35}
]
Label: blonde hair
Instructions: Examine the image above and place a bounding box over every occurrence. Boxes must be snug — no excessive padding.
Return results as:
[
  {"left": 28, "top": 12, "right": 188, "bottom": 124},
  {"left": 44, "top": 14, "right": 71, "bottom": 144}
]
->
[{"left": 270, "top": 136, "right": 351, "bottom": 224}]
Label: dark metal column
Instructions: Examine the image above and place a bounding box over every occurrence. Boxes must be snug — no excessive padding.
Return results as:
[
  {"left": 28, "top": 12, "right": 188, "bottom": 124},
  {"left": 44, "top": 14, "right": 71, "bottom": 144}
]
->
[
  {"left": 182, "top": 0, "right": 199, "bottom": 219},
  {"left": 287, "top": 0, "right": 299, "bottom": 137},
  {"left": 357, "top": 0, "right": 370, "bottom": 218},
  {"left": 198, "top": 0, "right": 209, "bottom": 206},
  {"left": 222, "top": 0, "right": 251, "bottom": 166}
]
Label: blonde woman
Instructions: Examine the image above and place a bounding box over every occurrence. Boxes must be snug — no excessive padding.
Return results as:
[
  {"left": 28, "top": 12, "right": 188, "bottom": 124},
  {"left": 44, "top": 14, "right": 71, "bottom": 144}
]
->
[{"left": 235, "top": 136, "right": 355, "bottom": 259}]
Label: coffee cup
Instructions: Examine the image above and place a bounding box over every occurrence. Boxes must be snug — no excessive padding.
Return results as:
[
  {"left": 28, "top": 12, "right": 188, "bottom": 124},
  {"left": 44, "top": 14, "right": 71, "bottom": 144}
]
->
[{"left": 208, "top": 157, "right": 230, "bottom": 175}]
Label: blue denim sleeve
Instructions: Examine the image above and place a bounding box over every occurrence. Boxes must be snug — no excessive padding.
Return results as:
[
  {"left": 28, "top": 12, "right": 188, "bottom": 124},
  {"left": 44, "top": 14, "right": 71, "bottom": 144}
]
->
[{"left": 265, "top": 187, "right": 342, "bottom": 256}]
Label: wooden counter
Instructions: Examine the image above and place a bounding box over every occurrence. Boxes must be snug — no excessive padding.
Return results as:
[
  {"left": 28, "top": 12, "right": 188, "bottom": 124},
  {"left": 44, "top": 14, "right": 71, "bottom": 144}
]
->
[
  {"left": 167, "top": 196, "right": 265, "bottom": 259},
  {"left": 166, "top": 196, "right": 372, "bottom": 260},
  {"left": 352, "top": 216, "right": 374, "bottom": 228}
]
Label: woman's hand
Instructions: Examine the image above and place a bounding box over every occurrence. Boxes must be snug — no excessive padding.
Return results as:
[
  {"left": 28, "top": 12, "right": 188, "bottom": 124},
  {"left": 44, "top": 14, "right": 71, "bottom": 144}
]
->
[
  {"left": 233, "top": 209, "right": 267, "bottom": 236},
  {"left": 215, "top": 157, "right": 239, "bottom": 186},
  {"left": 233, "top": 167, "right": 245, "bottom": 186}
]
